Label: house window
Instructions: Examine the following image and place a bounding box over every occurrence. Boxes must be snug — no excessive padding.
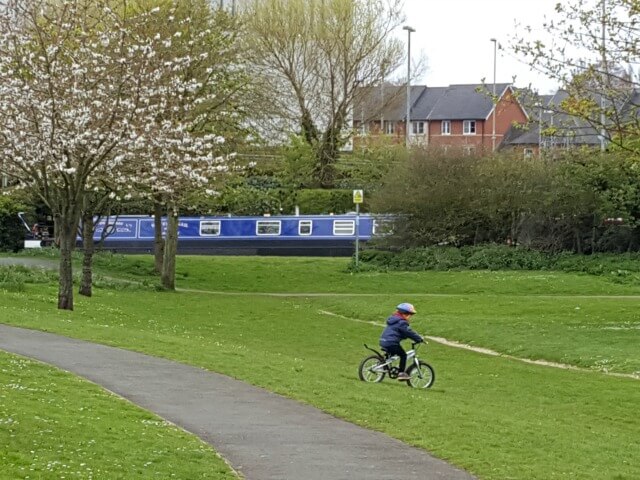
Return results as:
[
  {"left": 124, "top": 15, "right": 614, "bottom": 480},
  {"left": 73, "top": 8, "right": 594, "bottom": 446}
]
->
[
  {"left": 463, "top": 120, "right": 476, "bottom": 135},
  {"left": 256, "top": 220, "right": 281, "bottom": 235},
  {"left": 200, "top": 221, "right": 221, "bottom": 236},
  {"left": 358, "top": 122, "right": 369, "bottom": 135},
  {"left": 411, "top": 121, "right": 425, "bottom": 135},
  {"left": 523, "top": 148, "right": 534, "bottom": 159},
  {"left": 384, "top": 121, "right": 395, "bottom": 134},
  {"left": 463, "top": 145, "right": 476, "bottom": 156},
  {"left": 333, "top": 220, "right": 355, "bottom": 235},
  {"left": 441, "top": 120, "right": 451, "bottom": 135},
  {"left": 299, "top": 220, "right": 312, "bottom": 236}
]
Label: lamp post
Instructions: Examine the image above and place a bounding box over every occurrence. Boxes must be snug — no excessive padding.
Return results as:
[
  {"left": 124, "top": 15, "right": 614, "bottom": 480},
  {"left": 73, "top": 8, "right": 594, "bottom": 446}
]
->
[
  {"left": 490, "top": 38, "right": 497, "bottom": 152},
  {"left": 600, "top": 0, "right": 606, "bottom": 152},
  {"left": 535, "top": 102, "right": 543, "bottom": 156},
  {"left": 403, "top": 25, "right": 415, "bottom": 147}
]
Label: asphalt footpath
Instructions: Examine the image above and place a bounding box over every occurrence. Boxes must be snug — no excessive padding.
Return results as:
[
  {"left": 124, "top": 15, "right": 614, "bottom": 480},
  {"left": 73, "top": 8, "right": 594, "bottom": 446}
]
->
[{"left": 0, "top": 324, "right": 476, "bottom": 480}]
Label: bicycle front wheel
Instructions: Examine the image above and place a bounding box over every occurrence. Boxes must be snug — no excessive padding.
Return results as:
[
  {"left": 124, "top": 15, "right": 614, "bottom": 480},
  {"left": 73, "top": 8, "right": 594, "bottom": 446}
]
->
[
  {"left": 406, "top": 361, "right": 435, "bottom": 388},
  {"left": 358, "top": 355, "right": 386, "bottom": 383}
]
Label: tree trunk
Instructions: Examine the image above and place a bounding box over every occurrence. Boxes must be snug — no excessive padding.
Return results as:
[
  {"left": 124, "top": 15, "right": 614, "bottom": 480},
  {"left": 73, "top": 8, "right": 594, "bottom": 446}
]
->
[
  {"left": 314, "top": 129, "right": 339, "bottom": 188},
  {"left": 161, "top": 204, "right": 178, "bottom": 290},
  {"left": 53, "top": 216, "right": 61, "bottom": 248},
  {"left": 79, "top": 212, "right": 94, "bottom": 297},
  {"left": 153, "top": 201, "right": 165, "bottom": 275},
  {"left": 57, "top": 215, "right": 78, "bottom": 310},
  {"left": 575, "top": 229, "right": 582, "bottom": 254}
]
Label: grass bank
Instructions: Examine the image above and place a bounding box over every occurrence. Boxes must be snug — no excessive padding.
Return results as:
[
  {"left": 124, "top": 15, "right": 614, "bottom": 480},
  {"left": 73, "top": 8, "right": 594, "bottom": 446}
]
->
[
  {"left": 1, "top": 253, "right": 639, "bottom": 479},
  {"left": 0, "top": 351, "right": 235, "bottom": 479}
]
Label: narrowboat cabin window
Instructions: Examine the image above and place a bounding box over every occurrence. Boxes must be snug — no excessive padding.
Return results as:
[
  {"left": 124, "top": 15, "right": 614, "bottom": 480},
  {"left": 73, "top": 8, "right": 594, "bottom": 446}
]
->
[
  {"left": 200, "top": 221, "right": 221, "bottom": 236},
  {"left": 373, "top": 219, "right": 393, "bottom": 236},
  {"left": 257, "top": 220, "right": 281, "bottom": 235},
  {"left": 299, "top": 220, "right": 312, "bottom": 235},
  {"left": 333, "top": 220, "right": 355, "bottom": 235}
]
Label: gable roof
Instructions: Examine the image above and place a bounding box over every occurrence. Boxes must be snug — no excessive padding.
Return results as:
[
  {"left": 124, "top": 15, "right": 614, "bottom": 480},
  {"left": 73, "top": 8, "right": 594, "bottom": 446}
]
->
[
  {"left": 354, "top": 83, "right": 516, "bottom": 123},
  {"left": 424, "top": 83, "right": 512, "bottom": 120},
  {"left": 411, "top": 87, "right": 448, "bottom": 120},
  {"left": 503, "top": 89, "right": 606, "bottom": 148}
]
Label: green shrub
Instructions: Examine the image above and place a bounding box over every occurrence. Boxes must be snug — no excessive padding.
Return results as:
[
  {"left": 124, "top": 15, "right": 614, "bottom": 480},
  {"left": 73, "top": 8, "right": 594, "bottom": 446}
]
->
[
  {"left": 463, "top": 245, "right": 549, "bottom": 270},
  {"left": 296, "top": 189, "right": 355, "bottom": 214},
  {"left": 355, "top": 245, "right": 640, "bottom": 280},
  {"left": 0, "top": 276, "right": 25, "bottom": 292},
  {"left": 0, "top": 195, "right": 28, "bottom": 252},
  {"left": 0, "top": 265, "right": 54, "bottom": 287},
  {"left": 358, "top": 249, "right": 395, "bottom": 268}
]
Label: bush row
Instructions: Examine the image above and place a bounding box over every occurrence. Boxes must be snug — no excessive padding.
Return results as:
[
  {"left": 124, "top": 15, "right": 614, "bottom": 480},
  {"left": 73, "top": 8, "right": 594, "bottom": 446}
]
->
[
  {"left": 368, "top": 150, "right": 640, "bottom": 254},
  {"left": 354, "top": 245, "right": 640, "bottom": 280}
]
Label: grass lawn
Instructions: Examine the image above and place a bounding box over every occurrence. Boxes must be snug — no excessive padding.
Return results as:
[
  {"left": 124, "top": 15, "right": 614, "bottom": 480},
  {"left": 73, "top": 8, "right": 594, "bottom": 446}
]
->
[
  {"left": 0, "top": 351, "right": 236, "bottom": 479},
  {"left": 1, "top": 253, "right": 639, "bottom": 479}
]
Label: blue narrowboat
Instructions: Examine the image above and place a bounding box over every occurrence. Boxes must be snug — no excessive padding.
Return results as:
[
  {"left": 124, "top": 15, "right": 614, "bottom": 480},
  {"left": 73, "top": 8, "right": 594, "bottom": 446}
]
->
[{"left": 88, "top": 214, "right": 386, "bottom": 256}]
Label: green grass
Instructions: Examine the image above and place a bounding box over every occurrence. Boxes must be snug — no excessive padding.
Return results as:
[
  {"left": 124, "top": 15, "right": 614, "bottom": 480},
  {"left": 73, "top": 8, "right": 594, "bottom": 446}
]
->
[
  {"left": 0, "top": 351, "right": 236, "bottom": 480},
  {"left": 1, "top": 253, "right": 640, "bottom": 479},
  {"left": 87, "top": 253, "right": 640, "bottom": 296}
]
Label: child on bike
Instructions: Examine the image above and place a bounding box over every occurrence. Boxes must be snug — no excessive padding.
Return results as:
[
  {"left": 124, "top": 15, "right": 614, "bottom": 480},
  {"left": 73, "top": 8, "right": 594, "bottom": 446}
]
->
[{"left": 379, "top": 303, "right": 423, "bottom": 380}]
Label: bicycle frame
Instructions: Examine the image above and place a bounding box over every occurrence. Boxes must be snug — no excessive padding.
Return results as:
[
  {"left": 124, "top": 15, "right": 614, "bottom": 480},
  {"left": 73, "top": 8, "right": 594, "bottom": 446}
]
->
[{"left": 363, "top": 343, "right": 422, "bottom": 373}]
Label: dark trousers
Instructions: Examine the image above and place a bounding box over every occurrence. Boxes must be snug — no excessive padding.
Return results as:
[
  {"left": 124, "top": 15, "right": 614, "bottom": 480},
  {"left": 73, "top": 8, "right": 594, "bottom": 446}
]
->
[{"left": 381, "top": 344, "right": 407, "bottom": 372}]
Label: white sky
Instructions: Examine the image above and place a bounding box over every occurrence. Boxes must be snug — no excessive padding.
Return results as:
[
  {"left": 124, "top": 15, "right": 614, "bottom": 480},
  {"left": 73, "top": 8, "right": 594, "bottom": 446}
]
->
[{"left": 398, "top": 0, "right": 562, "bottom": 93}]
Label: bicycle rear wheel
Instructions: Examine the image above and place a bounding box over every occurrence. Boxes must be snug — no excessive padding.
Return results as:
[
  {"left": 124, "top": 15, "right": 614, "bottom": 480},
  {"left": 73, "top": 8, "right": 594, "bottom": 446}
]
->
[
  {"left": 358, "top": 355, "right": 386, "bottom": 383},
  {"left": 406, "top": 361, "right": 435, "bottom": 388}
]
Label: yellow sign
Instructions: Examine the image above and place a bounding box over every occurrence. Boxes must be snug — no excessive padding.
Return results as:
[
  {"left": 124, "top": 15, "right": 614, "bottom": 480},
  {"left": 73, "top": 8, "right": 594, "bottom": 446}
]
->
[{"left": 353, "top": 189, "right": 364, "bottom": 204}]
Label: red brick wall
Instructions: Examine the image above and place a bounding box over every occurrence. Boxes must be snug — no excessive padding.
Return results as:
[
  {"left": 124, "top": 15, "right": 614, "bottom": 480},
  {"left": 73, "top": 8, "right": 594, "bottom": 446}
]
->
[
  {"left": 486, "top": 88, "right": 528, "bottom": 145},
  {"left": 427, "top": 119, "right": 489, "bottom": 153},
  {"left": 425, "top": 90, "right": 527, "bottom": 152}
]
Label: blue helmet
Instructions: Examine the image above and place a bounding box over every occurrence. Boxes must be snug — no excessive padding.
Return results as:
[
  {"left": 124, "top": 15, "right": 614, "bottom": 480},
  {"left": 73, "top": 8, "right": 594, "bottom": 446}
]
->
[{"left": 396, "top": 302, "right": 416, "bottom": 314}]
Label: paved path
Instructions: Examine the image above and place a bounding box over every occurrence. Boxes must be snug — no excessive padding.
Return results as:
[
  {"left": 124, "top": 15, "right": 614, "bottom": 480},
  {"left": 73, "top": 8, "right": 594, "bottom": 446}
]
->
[{"left": 0, "top": 324, "right": 476, "bottom": 480}]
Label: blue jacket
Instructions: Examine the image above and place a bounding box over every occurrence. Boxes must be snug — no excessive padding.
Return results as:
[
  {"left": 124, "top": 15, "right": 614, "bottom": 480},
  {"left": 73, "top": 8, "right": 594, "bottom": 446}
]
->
[{"left": 379, "top": 314, "right": 423, "bottom": 347}]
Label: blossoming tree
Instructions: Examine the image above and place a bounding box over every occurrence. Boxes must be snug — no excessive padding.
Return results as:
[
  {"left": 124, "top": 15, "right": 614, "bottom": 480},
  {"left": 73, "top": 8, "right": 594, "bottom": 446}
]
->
[
  {"left": 0, "top": 0, "right": 233, "bottom": 309},
  {"left": 122, "top": 0, "right": 245, "bottom": 284}
]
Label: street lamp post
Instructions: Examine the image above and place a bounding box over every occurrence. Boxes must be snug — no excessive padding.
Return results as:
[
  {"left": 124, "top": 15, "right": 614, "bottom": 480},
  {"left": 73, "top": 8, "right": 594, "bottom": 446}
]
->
[
  {"left": 403, "top": 25, "right": 415, "bottom": 147},
  {"left": 536, "top": 102, "right": 543, "bottom": 156},
  {"left": 490, "top": 38, "right": 497, "bottom": 152},
  {"left": 600, "top": 0, "right": 606, "bottom": 152}
]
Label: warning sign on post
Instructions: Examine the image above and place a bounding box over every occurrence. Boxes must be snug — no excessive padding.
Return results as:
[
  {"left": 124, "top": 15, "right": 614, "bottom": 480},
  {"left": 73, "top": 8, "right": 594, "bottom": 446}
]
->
[{"left": 353, "top": 189, "right": 364, "bottom": 204}]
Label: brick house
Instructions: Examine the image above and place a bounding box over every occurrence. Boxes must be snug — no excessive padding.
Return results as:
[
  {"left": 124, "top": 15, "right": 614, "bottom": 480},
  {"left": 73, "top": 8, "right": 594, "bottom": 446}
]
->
[{"left": 353, "top": 83, "right": 529, "bottom": 154}]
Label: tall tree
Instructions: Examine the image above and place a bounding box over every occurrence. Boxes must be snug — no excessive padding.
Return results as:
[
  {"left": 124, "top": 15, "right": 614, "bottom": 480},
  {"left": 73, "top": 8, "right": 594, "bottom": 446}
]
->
[
  {"left": 513, "top": 0, "right": 640, "bottom": 151},
  {"left": 0, "top": 0, "right": 233, "bottom": 308},
  {"left": 243, "top": 0, "right": 404, "bottom": 187},
  {"left": 124, "top": 0, "right": 245, "bottom": 287}
]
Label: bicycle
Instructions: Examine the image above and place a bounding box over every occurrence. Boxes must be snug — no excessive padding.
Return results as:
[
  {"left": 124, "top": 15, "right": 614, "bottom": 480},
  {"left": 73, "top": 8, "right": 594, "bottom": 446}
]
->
[{"left": 358, "top": 342, "right": 435, "bottom": 389}]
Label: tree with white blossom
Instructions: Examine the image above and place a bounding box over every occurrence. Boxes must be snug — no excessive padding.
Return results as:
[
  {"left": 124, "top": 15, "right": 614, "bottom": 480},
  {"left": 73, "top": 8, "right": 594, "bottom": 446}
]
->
[
  {"left": 123, "top": 0, "right": 247, "bottom": 282},
  {"left": 0, "top": 0, "right": 234, "bottom": 309}
]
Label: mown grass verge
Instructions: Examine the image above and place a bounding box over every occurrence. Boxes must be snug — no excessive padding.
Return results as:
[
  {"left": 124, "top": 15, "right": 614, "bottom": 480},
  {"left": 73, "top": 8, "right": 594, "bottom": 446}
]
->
[
  {"left": 1, "top": 253, "right": 639, "bottom": 479},
  {"left": 0, "top": 351, "right": 236, "bottom": 479}
]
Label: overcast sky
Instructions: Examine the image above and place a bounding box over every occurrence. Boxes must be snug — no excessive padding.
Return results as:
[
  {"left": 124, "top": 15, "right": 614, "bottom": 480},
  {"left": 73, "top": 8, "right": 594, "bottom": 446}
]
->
[{"left": 398, "top": 0, "right": 563, "bottom": 93}]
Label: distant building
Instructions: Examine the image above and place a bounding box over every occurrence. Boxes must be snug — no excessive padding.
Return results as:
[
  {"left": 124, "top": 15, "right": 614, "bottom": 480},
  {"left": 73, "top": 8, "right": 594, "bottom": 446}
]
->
[
  {"left": 501, "top": 89, "right": 638, "bottom": 156},
  {"left": 352, "top": 83, "right": 529, "bottom": 155}
]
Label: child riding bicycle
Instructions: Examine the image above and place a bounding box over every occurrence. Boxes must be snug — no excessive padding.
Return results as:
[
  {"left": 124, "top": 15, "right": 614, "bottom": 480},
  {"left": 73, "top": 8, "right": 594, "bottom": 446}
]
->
[{"left": 379, "top": 302, "right": 424, "bottom": 381}]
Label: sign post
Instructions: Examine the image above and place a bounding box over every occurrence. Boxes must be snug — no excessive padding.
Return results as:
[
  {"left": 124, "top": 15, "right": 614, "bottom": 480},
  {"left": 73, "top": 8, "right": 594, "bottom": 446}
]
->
[{"left": 353, "top": 189, "right": 364, "bottom": 268}]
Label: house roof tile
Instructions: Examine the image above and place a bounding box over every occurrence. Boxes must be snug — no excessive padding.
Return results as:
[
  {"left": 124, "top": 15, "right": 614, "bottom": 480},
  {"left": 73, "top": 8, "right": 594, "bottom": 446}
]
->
[
  {"left": 354, "top": 83, "right": 513, "bottom": 122},
  {"left": 423, "top": 83, "right": 512, "bottom": 120}
]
